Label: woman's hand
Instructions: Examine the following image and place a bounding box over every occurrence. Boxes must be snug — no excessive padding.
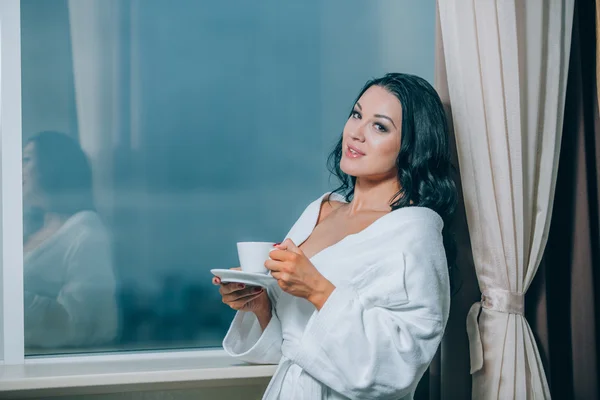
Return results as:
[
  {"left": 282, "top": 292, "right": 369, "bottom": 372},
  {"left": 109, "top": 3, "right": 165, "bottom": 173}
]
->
[
  {"left": 265, "top": 239, "right": 335, "bottom": 310},
  {"left": 212, "top": 269, "right": 272, "bottom": 330}
]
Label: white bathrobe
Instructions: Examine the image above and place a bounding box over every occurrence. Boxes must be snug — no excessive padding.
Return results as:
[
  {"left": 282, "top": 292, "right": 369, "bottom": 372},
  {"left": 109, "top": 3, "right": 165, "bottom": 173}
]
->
[
  {"left": 223, "top": 192, "right": 450, "bottom": 400},
  {"left": 24, "top": 211, "right": 118, "bottom": 349}
]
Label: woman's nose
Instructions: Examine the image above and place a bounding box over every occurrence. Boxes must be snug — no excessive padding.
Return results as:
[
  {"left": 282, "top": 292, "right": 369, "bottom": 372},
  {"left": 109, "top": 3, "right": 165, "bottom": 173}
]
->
[{"left": 350, "top": 126, "right": 366, "bottom": 142}]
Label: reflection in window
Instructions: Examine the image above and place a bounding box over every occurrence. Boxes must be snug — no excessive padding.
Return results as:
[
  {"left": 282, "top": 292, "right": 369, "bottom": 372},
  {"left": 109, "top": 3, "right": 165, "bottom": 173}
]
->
[
  {"left": 20, "top": 0, "right": 435, "bottom": 354},
  {"left": 23, "top": 131, "right": 117, "bottom": 349}
]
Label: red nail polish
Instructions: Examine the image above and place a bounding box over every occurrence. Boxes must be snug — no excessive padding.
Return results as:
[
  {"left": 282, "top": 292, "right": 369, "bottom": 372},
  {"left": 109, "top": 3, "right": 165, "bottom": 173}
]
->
[
  {"left": 273, "top": 243, "right": 281, "bottom": 247},
  {"left": 238, "top": 283, "right": 245, "bottom": 289},
  {"left": 253, "top": 287, "right": 262, "bottom": 293}
]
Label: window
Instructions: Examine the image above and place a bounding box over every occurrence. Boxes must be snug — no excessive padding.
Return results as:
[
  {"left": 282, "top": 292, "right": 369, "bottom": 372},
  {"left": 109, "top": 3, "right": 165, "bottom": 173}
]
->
[{"left": 7, "top": 0, "right": 437, "bottom": 358}]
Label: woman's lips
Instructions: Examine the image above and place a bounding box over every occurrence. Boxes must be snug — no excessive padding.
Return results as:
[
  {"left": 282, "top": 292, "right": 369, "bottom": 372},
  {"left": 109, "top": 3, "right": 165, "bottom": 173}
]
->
[{"left": 346, "top": 145, "right": 365, "bottom": 158}]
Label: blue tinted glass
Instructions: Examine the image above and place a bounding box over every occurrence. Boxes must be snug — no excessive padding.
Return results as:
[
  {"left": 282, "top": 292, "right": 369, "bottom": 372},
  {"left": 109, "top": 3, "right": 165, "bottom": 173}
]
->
[{"left": 21, "top": 0, "right": 435, "bottom": 355}]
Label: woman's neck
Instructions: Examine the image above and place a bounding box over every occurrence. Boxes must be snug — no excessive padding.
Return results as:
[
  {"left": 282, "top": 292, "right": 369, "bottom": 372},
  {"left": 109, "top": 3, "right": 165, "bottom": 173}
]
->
[
  {"left": 43, "top": 212, "right": 70, "bottom": 227},
  {"left": 23, "top": 211, "right": 71, "bottom": 251},
  {"left": 346, "top": 176, "right": 400, "bottom": 214}
]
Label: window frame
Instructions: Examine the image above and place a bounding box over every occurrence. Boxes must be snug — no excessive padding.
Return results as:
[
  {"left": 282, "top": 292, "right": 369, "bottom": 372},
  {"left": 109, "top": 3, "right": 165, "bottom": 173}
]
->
[{"left": 0, "top": 0, "right": 25, "bottom": 366}]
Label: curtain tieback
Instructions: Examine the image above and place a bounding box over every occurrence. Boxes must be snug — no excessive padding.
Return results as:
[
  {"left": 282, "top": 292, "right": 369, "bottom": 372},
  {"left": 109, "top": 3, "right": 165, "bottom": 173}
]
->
[{"left": 466, "top": 288, "right": 525, "bottom": 374}]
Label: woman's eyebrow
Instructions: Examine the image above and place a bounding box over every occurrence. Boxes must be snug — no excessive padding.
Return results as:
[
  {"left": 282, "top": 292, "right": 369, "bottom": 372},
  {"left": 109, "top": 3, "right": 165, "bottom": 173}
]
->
[{"left": 374, "top": 114, "right": 397, "bottom": 129}]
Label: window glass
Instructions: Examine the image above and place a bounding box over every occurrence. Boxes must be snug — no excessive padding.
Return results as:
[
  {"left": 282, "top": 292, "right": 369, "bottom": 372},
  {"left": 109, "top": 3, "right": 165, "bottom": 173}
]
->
[{"left": 20, "top": 0, "right": 436, "bottom": 355}]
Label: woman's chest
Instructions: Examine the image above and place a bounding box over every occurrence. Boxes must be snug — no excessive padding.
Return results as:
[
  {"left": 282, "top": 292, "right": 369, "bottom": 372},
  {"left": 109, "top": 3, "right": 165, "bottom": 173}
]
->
[
  {"left": 298, "top": 211, "right": 386, "bottom": 260},
  {"left": 23, "top": 225, "right": 61, "bottom": 253}
]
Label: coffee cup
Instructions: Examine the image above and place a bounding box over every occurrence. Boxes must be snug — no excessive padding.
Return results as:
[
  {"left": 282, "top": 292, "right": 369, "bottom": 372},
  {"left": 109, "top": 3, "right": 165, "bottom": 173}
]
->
[{"left": 236, "top": 242, "right": 275, "bottom": 274}]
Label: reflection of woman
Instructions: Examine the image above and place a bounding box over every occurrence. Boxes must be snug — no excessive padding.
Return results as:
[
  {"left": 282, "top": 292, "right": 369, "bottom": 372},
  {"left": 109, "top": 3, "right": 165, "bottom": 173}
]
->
[
  {"left": 23, "top": 131, "right": 117, "bottom": 349},
  {"left": 215, "top": 74, "right": 457, "bottom": 399}
]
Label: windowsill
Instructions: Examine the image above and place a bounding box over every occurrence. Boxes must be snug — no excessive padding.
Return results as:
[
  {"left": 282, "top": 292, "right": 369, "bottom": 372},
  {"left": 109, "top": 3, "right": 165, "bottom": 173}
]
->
[{"left": 0, "top": 349, "right": 276, "bottom": 398}]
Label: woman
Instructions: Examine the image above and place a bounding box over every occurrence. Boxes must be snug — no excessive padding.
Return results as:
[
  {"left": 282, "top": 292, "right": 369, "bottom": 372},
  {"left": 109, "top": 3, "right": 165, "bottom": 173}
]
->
[
  {"left": 213, "top": 73, "right": 457, "bottom": 399},
  {"left": 23, "top": 131, "right": 118, "bottom": 349}
]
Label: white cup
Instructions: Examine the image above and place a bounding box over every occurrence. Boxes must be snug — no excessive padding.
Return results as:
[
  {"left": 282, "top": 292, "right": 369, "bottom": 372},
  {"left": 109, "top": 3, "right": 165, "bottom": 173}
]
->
[{"left": 237, "top": 242, "right": 275, "bottom": 274}]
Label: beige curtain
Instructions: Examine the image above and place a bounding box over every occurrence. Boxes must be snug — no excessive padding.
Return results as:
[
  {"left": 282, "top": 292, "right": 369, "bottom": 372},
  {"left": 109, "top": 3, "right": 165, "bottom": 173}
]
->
[
  {"left": 434, "top": 5, "right": 481, "bottom": 399},
  {"left": 438, "top": 1, "right": 574, "bottom": 398}
]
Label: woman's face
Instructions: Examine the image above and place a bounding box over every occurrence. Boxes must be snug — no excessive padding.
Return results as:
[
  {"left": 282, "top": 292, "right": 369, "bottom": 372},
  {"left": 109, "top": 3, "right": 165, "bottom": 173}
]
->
[
  {"left": 340, "top": 85, "right": 402, "bottom": 181},
  {"left": 22, "top": 142, "right": 43, "bottom": 208}
]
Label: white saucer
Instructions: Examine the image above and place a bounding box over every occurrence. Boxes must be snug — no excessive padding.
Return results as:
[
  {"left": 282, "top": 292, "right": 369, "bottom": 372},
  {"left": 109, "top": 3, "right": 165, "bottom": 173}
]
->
[{"left": 211, "top": 269, "right": 277, "bottom": 288}]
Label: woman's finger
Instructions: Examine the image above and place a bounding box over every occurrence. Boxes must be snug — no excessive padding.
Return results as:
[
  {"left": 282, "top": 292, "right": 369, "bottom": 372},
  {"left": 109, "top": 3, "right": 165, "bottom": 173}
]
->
[
  {"left": 225, "top": 288, "right": 264, "bottom": 307},
  {"left": 214, "top": 267, "right": 241, "bottom": 288},
  {"left": 271, "top": 271, "right": 280, "bottom": 280},
  {"left": 277, "top": 239, "right": 302, "bottom": 254},
  {"left": 229, "top": 291, "right": 263, "bottom": 310},
  {"left": 268, "top": 249, "right": 295, "bottom": 262},
  {"left": 222, "top": 286, "right": 263, "bottom": 303},
  {"left": 273, "top": 271, "right": 292, "bottom": 284},
  {"left": 265, "top": 258, "right": 283, "bottom": 272},
  {"left": 219, "top": 282, "right": 246, "bottom": 295}
]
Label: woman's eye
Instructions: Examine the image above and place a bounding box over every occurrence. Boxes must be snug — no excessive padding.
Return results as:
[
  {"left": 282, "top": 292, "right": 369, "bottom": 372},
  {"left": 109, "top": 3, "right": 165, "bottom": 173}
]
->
[
  {"left": 351, "top": 111, "right": 361, "bottom": 119},
  {"left": 374, "top": 123, "right": 387, "bottom": 132}
]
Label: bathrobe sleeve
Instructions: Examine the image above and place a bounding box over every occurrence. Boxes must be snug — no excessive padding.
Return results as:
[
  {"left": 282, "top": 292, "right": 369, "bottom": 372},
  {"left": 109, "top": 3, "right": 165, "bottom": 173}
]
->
[
  {"left": 24, "top": 229, "right": 118, "bottom": 348},
  {"left": 290, "top": 225, "right": 450, "bottom": 399},
  {"left": 222, "top": 297, "right": 283, "bottom": 364}
]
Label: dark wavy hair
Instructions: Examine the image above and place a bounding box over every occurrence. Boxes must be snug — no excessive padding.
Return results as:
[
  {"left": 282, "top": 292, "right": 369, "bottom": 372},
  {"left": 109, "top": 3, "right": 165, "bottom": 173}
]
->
[
  {"left": 26, "top": 131, "right": 95, "bottom": 215},
  {"left": 327, "top": 73, "right": 458, "bottom": 285}
]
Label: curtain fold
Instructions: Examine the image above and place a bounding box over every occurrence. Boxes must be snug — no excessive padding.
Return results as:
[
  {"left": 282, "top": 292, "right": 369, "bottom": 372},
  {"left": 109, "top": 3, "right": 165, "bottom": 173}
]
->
[
  {"left": 434, "top": 4, "right": 481, "bottom": 399},
  {"left": 438, "top": 1, "right": 574, "bottom": 398},
  {"left": 68, "top": 0, "right": 132, "bottom": 220},
  {"left": 527, "top": 1, "right": 600, "bottom": 398}
]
